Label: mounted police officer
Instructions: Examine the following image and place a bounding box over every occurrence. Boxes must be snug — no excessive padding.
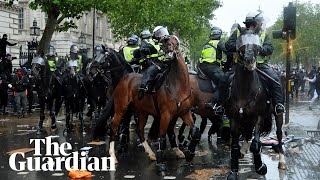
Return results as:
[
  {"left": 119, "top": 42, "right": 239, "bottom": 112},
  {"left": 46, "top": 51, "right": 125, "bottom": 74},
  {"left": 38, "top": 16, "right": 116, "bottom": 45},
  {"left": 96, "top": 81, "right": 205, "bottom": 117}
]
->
[
  {"left": 121, "top": 34, "right": 140, "bottom": 63},
  {"left": 136, "top": 26, "right": 169, "bottom": 99},
  {"left": 199, "top": 26, "right": 225, "bottom": 112},
  {"left": 46, "top": 45, "right": 60, "bottom": 87},
  {"left": 68, "top": 44, "right": 84, "bottom": 74},
  {"left": 225, "top": 10, "right": 285, "bottom": 115}
]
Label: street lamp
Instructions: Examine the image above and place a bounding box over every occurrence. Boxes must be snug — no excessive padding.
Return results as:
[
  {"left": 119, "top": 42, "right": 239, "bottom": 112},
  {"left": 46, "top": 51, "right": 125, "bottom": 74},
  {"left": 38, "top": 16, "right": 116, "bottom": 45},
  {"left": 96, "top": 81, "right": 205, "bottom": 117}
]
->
[
  {"left": 78, "top": 32, "right": 86, "bottom": 44},
  {"left": 30, "top": 18, "right": 40, "bottom": 36}
]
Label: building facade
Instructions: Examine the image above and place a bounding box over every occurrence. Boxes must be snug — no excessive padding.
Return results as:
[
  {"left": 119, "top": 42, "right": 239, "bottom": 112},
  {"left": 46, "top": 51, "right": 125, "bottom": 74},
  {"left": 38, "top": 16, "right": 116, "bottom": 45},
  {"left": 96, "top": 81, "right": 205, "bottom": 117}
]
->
[{"left": 0, "top": 0, "right": 125, "bottom": 67}]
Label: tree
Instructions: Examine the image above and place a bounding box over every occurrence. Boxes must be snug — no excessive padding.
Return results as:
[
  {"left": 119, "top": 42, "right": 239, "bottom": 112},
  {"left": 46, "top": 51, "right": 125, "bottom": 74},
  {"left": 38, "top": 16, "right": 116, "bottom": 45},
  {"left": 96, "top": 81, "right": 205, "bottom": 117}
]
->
[
  {"left": 6, "top": 0, "right": 95, "bottom": 55},
  {"left": 98, "top": 0, "right": 221, "bottom": 60},
  {"left": 269, "top": 1, "right": 320, "bottom": 69}
]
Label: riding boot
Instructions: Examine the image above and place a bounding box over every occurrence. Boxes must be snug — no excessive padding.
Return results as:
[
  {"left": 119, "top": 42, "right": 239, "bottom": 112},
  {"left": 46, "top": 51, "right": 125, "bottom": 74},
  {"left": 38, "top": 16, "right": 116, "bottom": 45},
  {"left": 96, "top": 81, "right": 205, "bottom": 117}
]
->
[{"left": 36, "top": 114, "right": 45, "bottom": 135}]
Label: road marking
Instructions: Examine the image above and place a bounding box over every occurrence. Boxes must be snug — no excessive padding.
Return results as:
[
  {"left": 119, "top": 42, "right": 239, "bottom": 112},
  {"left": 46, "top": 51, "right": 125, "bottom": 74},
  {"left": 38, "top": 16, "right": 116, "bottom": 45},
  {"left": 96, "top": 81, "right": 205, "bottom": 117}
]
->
[
  {"left": 17, "top": 172, "right": 29, "bottom": 175},
  {"left": 124, "top": 175, "right": 135, "bottom": 178},
  {"left": 52, "top": 173, "right": 64, "bottom": 176}
]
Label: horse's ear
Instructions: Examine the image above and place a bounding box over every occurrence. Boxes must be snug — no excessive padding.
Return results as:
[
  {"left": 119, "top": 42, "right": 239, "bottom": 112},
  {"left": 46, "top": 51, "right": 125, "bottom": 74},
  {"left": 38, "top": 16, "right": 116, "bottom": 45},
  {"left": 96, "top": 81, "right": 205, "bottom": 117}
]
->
[{"left": 101, "top": 44, "right": 106, "bottom": 52}]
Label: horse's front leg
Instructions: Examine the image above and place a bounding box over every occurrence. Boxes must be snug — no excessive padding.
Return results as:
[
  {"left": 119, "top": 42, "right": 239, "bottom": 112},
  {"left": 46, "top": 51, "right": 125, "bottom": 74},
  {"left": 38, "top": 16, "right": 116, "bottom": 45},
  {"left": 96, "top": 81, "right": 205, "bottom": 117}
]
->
[
  {"left": 136, "top": 113, "right": 156, "bottom": 161},
  {"left": 275, "top": 113, "right": 286, "bottom": 169},
  {"left": 79, "top": 98, "right": 85, "bottom": 134},
  {"left": 167, "top": 117, "right": 185, "bottom": 159},
  {"left": 227, "top": 118, "right": 241, "bottom": 180},
  {"left": 47, "top": 97, "right": 57, "bottom": 131},
  {"left": 64, "top": 101, "right": 71, "bottom": 134},
  {"left": 36, "top": 96, "right": 46, "bottom": 135},
  {"left": 250, "top": 116, "right": 267, "bottom": 175},
  {"left": 180, "top": 111, "right": 201, "bottom": 163}
]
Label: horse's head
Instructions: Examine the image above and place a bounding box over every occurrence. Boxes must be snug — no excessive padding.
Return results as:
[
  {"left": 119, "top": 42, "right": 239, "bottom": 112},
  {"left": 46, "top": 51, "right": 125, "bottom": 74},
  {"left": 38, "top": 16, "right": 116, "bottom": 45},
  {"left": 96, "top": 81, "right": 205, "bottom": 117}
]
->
[
  {"left": 31, "top": 56, "right": 45, "bottom": 80},
  {"left": 160, "top": 35, "right": 180, "bottom": 61},
  {"left": 236, "top": 29, "right": 261, "bottom": 71},
  {"left": 65, "top": 60, "right": 78, "bottom": 78},
  {"left": 86, "top": 53, "right": 106, "bottom": 82}
]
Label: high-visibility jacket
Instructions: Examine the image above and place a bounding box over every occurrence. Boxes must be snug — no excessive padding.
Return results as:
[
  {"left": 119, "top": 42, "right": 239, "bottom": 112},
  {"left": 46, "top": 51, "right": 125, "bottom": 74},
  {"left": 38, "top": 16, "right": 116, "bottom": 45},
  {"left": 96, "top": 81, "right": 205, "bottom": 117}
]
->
[
  {"left": 200, "top": 40, "right": 221, "bottom": 64},
  {"left": 123, "top": 46, "right": 139, "bottom": 62},
  {"left": 257, "top": 32, "right": 267, "bottom": 64},
  {"left": 47, "top": 56, "right": 59, "bottom": 72}
]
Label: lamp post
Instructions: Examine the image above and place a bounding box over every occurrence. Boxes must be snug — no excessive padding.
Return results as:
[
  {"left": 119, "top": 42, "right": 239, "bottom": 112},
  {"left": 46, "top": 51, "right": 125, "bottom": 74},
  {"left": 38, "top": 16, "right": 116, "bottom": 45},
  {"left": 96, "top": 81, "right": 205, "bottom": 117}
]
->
[
  {"left": 78, "top": 32, "right": 87, "bottom": 56},
  {"left": 28, "top": 18, "right": 40, "bottom": 62}
]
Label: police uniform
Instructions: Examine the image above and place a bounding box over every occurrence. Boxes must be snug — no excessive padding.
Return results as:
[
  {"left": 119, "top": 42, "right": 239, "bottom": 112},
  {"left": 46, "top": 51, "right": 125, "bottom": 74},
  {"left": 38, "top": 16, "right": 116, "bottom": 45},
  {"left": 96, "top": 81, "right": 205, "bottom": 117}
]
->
[{"left": 225, "top": 29, "right": 284, "bottom": 113}]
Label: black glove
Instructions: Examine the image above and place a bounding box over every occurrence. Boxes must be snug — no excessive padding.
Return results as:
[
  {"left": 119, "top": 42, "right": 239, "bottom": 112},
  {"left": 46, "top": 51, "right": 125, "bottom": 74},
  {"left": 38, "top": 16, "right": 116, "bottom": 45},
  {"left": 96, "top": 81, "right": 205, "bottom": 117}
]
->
[
  {"left": 141, "top": 48, "right": 151, "bottom": 56},
  {"left": 130, "top": 58, "right": 140, "bottom": 65}
]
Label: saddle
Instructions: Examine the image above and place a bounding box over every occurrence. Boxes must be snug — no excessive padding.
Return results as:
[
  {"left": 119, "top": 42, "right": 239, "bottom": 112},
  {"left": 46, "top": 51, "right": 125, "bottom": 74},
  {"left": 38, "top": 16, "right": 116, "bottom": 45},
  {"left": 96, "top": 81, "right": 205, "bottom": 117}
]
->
[
  {"left": 193, "top": 67, "right": 217, "bottom": 93},
  {"left": 145, "top": 68, "right": 169, "bottom": 94}
]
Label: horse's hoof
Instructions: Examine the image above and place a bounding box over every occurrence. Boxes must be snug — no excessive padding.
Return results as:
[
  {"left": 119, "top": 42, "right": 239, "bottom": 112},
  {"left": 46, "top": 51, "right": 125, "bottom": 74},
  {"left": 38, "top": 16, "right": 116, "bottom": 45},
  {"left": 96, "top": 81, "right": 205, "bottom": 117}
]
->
[
  {"left": 278, "top": 162, "right": 286, "bottom": 170},
  {"left": 227, "top": 172, "right": 239, "bottom": 180},
  {"left": 184, "top": 150, "right": 195, "bottom": 162},
  {"left": 157, "top": 163, "right": 167, "bottom": 175},
  {"left": 173, "top": 147, "right": 185, "bottom": 159},
  {"left": 149, "top": 153, "right": 157, "bottom": 161},
  {"left": 256, "top": 163, "right": 267, "bottom": 175}
]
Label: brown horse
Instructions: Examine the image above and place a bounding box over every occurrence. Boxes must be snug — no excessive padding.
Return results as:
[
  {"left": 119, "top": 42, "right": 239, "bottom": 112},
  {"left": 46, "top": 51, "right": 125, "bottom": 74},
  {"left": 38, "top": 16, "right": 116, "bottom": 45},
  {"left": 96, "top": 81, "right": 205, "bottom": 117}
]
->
[{"left": 109, "top": 36, "right": 200, "bottom": 173}]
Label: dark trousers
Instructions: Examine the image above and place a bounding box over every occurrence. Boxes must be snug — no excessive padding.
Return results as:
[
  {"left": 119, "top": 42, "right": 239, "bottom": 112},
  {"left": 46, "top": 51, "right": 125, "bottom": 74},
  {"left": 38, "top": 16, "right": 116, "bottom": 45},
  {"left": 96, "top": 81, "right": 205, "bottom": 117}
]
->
[
  {"left": 140, "top": 61, "right": 167, "bottom": 91},
  {"left": 257, "top": 63, "right": 283, "bottom": 105},
  {"left": 199, "top": 62, "right": 224, "bottom": 102},
  {"left": 0, "top": 90, "right": 8, "bottom": 110}
]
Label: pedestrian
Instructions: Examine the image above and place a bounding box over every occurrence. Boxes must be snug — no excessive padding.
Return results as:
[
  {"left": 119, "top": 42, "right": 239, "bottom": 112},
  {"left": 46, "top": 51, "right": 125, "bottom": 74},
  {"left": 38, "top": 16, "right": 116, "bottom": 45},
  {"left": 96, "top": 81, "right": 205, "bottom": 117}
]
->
[
  {"left": 304, "top": 67, "right": 320, "bottom": 110},
  {"left": 0, "top": 74, "right": 9, "bottom": 115},
  {"left": 0, "top": 34, "right": 17, "bottom": 61},
  {"left": 11, "top": 69, "right": 29, "bottom": 117},
  {"left": 0, "top": 53, "right": 14, "bottom": 83},
  {"left": 307, "top": 66, "right": 317, "bottom": 97}
]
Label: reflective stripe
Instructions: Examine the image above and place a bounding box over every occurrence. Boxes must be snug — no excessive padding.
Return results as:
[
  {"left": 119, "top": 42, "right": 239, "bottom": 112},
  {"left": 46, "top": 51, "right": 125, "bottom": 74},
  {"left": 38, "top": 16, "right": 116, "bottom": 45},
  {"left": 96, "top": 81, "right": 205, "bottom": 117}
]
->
[
  {"left": 257, "top": 32, "right": 267, "bottom": 64},
  {"left": 200, "top": 40, "right": 220, "bottom": 64},
  {"left": 48, "top": 57, "right": 59, "bottom": 72},
  {"left": 76, "top": 55, "right": 82, "bottom": 72},
  {"left": 123, "top": 46, "right": 139, "bottom": 62}
]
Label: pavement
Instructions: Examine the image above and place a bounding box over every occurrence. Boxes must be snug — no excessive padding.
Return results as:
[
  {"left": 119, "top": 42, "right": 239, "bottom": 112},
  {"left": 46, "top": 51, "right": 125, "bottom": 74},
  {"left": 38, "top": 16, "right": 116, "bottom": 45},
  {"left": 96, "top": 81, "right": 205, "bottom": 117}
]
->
[{"left": 0, "top": 91, "right": 319, "bottom": 180}]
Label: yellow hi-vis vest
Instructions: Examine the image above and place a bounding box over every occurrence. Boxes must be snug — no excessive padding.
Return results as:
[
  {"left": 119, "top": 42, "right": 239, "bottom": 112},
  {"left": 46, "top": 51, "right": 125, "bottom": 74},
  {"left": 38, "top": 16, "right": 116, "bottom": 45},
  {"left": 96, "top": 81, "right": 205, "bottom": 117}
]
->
[
  {"left": 200, "top": 40, "right": 221, "bottom": 64},
  {"left": 68, "top": 55, "right": 82, "bottom": 72},
  {"left": 48, "top": 56, "right": 59, "bottom": 72},
  {"left": 123, "top": 46, "right": 139, "bottom": 62},
  {"left": 257, "top": 32, "right": 267, "bottom": 64}
]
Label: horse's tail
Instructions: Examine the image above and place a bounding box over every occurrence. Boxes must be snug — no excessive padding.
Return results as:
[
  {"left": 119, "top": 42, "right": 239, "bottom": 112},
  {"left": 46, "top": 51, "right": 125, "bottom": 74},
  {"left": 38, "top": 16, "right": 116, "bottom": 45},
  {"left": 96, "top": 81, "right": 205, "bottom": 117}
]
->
[
  {"left": 93, "top": 95, "right": 114, "bottom": 140},
  {"left": 260, "top": 115, "right": 273, "bottom": 137}
]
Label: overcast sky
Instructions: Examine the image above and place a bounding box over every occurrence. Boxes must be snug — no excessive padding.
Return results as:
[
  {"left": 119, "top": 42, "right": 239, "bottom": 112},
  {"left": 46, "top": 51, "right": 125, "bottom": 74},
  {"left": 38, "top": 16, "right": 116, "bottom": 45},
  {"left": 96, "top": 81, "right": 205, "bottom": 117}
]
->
[{"left": 210, "top": 0, "right": 319, "bottom": 34}]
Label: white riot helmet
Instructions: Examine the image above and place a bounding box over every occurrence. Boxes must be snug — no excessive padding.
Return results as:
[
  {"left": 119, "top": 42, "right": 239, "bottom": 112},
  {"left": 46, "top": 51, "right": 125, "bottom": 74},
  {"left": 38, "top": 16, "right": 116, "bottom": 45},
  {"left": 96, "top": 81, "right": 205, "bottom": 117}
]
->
[
  {"left": 244, "top": 10, "right": 265, "bottom": 33},
  {"left": 152, "top": 26, "right": 169, "bottom": 42},
  {"left": 70, "top": 44, "right": 79, "bottom": 54}
]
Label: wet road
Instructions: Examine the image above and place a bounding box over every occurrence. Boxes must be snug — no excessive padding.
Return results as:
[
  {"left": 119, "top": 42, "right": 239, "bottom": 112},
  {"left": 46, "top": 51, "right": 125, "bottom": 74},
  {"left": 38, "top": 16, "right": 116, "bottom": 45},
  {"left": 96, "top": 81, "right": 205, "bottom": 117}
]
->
[{"left": 0, "top": 93, "right": 320, "bottom": 180}]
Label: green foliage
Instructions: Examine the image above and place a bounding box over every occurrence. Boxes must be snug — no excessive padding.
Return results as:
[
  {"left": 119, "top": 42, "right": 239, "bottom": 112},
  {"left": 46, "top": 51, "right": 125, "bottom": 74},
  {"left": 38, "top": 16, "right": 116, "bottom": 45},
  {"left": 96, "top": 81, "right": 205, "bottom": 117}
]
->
[
  {"left": 98, "top": 0, "right": 221, "bottom": 61},
  {"left": 269, "top": 1, "right": 320, "bottom": 67}
]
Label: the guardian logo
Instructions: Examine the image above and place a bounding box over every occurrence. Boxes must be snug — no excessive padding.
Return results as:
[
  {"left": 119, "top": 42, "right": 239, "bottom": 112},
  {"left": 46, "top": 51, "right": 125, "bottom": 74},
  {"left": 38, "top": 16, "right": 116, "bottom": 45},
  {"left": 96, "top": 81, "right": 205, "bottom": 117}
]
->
[{"left": 9, "top": 137, "right": 115, "bottom": 171}]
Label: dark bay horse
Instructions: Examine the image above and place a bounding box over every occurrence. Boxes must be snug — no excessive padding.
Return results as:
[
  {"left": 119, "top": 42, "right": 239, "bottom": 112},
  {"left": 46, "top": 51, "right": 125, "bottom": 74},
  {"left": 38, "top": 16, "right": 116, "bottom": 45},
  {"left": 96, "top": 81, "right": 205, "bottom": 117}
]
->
[
  {"left": 226, "top": 30, "right": 285, "bottom": 180},
  {"left": 31, "top": 56, "right": 63, "bottom": 134},
  {"left": 109, "top": 36, "right": 199, "bottom": 173},
  {"left": 61, "top": 60, "right": 87, "bottom": 134}
]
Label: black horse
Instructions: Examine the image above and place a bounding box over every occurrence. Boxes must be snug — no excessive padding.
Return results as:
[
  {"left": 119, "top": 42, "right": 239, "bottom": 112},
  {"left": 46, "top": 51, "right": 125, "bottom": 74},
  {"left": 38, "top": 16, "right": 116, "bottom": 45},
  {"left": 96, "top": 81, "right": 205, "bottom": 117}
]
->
[
  {"left": 92, "top": 46, "right": 132, "bottom": 139},
  {"left": 31, "top": 56, "right": 64, "bottom": 134},
  {"left": 61, "top": 60, "right": 87, "bottom": 134},
  {"left": 226, "top": 30, "right": 285, "bottom": 179},
  {"left": 85, "top": 56, "right": 113, "bottom": 127}
]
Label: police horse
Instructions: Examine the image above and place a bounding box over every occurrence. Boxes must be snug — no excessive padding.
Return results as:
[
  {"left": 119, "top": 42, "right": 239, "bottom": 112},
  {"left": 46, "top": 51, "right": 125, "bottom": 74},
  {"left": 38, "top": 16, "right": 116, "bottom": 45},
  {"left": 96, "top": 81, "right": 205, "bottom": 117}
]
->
[
  {"left": 61, "top": 60, "right": 87, "bottom": 134},
  {"left": 31, "top": 56, "right": 63, "bottom": 134},
  {"left": 226, "top": 30, "right": 285, "bottom": 180}
]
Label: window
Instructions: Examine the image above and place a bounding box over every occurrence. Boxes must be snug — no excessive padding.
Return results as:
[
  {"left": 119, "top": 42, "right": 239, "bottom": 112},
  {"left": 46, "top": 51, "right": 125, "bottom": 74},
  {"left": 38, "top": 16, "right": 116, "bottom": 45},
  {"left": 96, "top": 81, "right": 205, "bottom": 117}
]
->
[
  {"left": 84, "top": 13, "right": 88, "bottom": 33},
  {"left": 44, "top": 13, "right": 48, "bottom": 25},
  {"left": 18, "top": 8, "right": 24, "bottom": 34},
  {"left": 96, "top": 16, "right": 100, "bottom": 36}
]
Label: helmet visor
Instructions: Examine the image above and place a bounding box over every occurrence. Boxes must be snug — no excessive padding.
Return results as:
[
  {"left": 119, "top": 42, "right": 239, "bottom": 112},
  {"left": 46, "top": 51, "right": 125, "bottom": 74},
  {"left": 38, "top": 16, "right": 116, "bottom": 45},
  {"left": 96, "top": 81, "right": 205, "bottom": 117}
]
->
[
  {"left": 66, "top": 60, "right": 78, "bottom": 68},
  {"left": 31, "top": 57, "right": 45, "bottom": 65}
]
